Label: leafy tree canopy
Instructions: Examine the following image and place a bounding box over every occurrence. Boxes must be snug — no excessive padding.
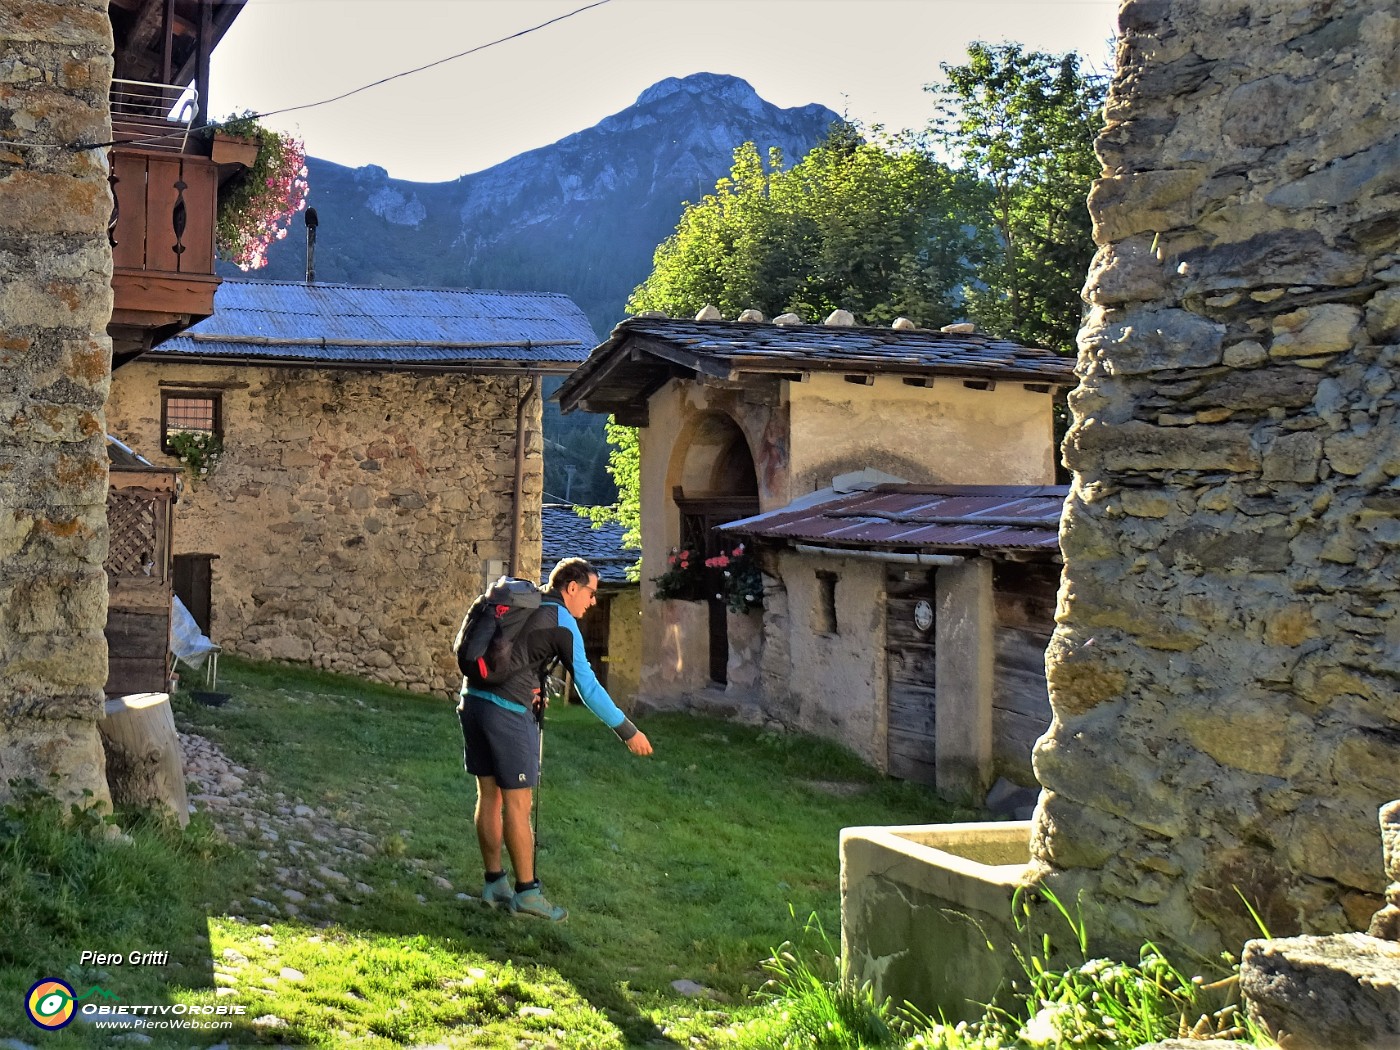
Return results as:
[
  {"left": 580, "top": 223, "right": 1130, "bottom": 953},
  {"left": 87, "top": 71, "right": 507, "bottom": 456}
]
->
[
  {"left": 928, "top": 41, "right": 1106, "bottom": 353},
  {"left": 575, "top": 417, "right": 641, "bottom": 579},
  {"left": 627, "top": 126, "right": 986, "bottom": 328}
]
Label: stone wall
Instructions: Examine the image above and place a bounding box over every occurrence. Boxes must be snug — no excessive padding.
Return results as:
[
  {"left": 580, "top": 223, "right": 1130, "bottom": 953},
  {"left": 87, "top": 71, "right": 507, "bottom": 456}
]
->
[
  {"left": 0, "top": 0, "right": 115, "bottom": 806},
  {"left": 1035, "top": 0, "right": 1400, "bottom": 954},
  {"left": 104, "top": 362, "right": 541, "bottom": 695}
]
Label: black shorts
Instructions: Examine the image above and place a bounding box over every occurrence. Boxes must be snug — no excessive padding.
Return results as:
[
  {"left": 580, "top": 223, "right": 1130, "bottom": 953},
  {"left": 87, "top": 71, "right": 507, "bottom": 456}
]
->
[{"left": 459, "top": 698, "right": 539, "bottom": 789}]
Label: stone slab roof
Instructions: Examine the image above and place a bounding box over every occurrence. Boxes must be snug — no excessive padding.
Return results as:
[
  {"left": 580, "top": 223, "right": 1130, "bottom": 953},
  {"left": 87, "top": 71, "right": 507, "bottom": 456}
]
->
[
  {"left": 722, "top": 484, "right": 1068, "bottom": 555},
  {"left": 556, "top": 316, "right": 1075, "bottom": 421},
  {"left": 149, "top": 280, "right": 597, "bottom": 374},
  {"left": 540, "top": 504, "right": 638, "bottom": 586}
]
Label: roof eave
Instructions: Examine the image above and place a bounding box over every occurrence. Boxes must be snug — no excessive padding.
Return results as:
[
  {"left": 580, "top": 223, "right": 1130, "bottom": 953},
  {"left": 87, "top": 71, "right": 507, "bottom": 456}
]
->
[{"left": 138, "top": 350, "right": 583, "bottom": 375}]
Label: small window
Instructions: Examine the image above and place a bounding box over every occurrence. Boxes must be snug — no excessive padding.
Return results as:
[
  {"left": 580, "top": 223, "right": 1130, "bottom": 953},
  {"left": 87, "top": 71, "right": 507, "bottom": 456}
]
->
[
  {"left": 816, "top": 570, "right": 839, "bottom": 635},
  {"left": 161, "top": 392, "right": 222, "bottom": 454}
]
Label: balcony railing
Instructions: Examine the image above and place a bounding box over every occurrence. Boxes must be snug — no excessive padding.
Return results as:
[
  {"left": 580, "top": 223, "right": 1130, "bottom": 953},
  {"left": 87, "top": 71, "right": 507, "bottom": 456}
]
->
[
  {"left": 109, "top": 148, "right": 218, "bottom": 275},
  {"left": 110, "top": 78, "right": 198, "bottom": 153}
]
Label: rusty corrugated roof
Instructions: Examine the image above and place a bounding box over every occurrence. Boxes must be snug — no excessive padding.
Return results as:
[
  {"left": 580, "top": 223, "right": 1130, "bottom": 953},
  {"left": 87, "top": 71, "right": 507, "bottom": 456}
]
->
[{"left": 721, "top": 484, "right": 1068, "bottom": 554}]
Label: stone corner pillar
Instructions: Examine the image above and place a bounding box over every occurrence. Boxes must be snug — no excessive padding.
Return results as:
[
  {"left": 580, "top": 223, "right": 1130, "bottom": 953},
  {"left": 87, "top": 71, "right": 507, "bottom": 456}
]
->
[{"left": 0, "top": 0, "right": 116, "bottom": 811}]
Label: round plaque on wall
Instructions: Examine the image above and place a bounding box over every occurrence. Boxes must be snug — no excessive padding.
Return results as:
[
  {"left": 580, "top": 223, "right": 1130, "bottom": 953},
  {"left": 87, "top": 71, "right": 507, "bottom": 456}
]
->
[{"left": 913, "top": 598, "right": 933, "bottom": 632}]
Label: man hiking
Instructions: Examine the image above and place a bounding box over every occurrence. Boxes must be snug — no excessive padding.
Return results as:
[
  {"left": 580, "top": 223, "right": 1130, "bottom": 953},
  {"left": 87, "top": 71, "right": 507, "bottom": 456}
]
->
[{"left": 457, "top": 557, "right": 653, "bottom": 921}]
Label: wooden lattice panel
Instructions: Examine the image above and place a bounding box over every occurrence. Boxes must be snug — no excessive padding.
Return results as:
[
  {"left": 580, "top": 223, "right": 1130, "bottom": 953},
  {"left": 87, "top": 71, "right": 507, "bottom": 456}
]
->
[{"left": 106, "top": 491, "right": 159, "bottom": 577}]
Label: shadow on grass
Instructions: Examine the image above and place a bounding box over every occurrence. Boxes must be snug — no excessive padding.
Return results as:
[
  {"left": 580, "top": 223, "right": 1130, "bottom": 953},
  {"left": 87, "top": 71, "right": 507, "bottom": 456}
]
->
[{"left": 150, "top": 655, "right": 979, "bottom": 1047}]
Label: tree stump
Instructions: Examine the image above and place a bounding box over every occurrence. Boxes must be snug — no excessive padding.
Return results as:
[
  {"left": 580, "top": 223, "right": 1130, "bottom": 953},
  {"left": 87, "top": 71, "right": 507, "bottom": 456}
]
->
[{"left": 100, "top": 693, "right": 189, "bottom": 826}]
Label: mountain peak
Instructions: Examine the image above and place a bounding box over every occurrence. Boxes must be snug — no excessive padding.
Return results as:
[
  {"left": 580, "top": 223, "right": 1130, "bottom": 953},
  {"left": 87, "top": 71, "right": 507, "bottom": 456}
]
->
[{"left": 636, "top": 72, "right": 763, "bottom": 111}]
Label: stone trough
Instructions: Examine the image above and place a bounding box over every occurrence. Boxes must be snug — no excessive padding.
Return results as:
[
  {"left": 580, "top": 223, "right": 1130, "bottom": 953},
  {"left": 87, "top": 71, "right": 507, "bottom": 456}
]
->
[{"left": 841, "top": 820, "right": 1032, "bottom": 1021}]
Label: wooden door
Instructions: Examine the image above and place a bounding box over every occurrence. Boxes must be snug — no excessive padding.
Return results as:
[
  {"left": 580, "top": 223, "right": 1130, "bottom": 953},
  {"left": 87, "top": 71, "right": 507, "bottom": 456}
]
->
[
  {"left": 885, "top": 570, "right": 937, "bottom": 786},
  {"left": 578, "top": 591, "right": 612, "bottom": 689},
  {"left": 677, "top": 499, "right": 757, "bottom": 686},
  {"left": 173, "top": 553, "right": 216, "bottom": 636}
]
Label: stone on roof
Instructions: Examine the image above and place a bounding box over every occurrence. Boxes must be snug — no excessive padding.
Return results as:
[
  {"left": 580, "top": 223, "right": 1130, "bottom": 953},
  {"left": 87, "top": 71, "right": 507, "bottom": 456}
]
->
[{"left": 556, "top": 315, "right": 1075, "bottom": 421}]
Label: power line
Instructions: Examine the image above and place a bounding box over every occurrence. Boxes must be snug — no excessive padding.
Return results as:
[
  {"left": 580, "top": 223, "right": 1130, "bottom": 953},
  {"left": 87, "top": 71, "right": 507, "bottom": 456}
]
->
[
  {"left": 255, "top": 0, "right": 612, "bottom": 122},
  {"left": 6, "top": 0, "right": 612, "bottom": 153}
]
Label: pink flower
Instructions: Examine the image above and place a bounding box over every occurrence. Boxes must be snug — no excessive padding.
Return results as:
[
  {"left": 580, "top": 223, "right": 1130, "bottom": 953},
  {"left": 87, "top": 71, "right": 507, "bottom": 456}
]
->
[{"left": 216, "top": 127, "right": 310, "bottom": 270}]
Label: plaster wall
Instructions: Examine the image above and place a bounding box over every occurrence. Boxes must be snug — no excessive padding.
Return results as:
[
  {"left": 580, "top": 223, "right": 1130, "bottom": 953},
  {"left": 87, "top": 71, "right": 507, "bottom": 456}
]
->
[
  {"left": 765, "top": 551, "right": 889, "bottom": 769},
  {"left": 786, "top": 374, "right": 1055, "bottom": 495},
  {"left": 637, "top": 381, "right": 778, "bottom": 699},
  {"left": 104, "top": 362, "right": 540, "bottom": 695},
  {"left": 0, "top": 0, "right": 115, "bottom": 807},
  {"left": 1035, "top": 0, "right": 1400, "bottom": 955}
]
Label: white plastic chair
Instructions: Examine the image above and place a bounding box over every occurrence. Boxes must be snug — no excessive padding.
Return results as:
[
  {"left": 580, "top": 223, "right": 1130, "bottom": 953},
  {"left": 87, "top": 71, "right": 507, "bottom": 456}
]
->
[{"left": 171, "top": 595, "right": 221, "bottom": 688}]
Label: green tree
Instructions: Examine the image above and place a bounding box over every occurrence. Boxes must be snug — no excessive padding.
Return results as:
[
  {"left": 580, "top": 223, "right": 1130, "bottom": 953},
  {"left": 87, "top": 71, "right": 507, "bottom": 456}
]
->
[
  {"left": 929, "top": 42, "right": 1106, "bottom": 353},
  {"left": 627, "top": 128, "right": 984, "bottom": 327},
  {"left": 576, "top": 417, "right": 641, "bottom": 579}
]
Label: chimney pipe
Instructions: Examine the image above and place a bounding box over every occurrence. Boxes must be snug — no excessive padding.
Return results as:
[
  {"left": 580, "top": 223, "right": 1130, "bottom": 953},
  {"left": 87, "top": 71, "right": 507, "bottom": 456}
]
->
[{"left": 304, "top": 207, "right": 319, "bottom": 283}]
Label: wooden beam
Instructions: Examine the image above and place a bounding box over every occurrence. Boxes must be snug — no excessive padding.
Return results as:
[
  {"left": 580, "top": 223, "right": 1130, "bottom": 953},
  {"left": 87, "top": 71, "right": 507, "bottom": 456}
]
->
[
  {"left": 112, "top": 269, "right": 220, "bottom": 316},
  {"left": 627, "top": 335, "right": 732, "bottom": 380},
  {"left": 195, "top": 0, "right": 212, "bottom": 128},
  {"left": 115, "top": 0, "right": 168, "bottom": 77}
]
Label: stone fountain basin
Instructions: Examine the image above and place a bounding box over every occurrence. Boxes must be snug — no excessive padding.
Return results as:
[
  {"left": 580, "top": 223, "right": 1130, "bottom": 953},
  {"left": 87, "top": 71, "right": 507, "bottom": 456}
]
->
[{"left": 840, "top": 820, "right": 1033, "bottom": 1022}]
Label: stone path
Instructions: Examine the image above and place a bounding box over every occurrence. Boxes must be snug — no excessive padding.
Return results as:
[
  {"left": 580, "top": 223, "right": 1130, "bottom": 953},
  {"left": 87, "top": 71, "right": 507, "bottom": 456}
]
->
[{"left": 182, "top": 731, "right": 474, "bottom": 926}]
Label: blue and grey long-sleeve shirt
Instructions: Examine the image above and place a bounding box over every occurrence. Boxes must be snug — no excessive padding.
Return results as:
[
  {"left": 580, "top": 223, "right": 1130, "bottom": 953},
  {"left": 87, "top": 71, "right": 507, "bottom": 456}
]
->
[{"left": 459, "top": 594, "right": 638, "bottom": 741}]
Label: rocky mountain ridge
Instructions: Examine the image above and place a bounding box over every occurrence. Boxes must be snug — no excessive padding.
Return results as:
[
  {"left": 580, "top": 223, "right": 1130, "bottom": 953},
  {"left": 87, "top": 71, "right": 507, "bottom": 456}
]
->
[{"left": 241, "top": 73, "right": 841, "bottom": 340}]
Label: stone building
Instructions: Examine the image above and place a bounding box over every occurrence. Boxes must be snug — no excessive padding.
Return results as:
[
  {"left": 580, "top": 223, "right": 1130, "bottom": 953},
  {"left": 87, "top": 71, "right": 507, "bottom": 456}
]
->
[
  {"left": 1035, "top": 0, "right": 1400, "bottom": 955},
  {"left": 104, "top": 279, "right": 596, "bottom": 695},
  {"left": 556, "top": 313, "right": 1074, "bottom": 779}
]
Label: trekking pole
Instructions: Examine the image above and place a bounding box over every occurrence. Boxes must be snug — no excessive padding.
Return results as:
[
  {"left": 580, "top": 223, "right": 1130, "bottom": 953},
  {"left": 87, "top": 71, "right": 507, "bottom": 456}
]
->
[{"left": 532, "top": 694, "right": 544, "bottom": 874}]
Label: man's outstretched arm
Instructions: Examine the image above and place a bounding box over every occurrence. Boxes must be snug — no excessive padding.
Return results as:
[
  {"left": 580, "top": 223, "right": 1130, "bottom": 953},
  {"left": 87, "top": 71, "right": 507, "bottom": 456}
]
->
[{"left": 554, "top": 614, "right": 652, "bottom": 753}]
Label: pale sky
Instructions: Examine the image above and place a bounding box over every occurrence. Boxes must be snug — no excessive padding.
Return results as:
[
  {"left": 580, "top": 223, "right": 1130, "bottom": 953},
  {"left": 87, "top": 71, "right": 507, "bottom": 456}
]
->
[{"left": 208, "top": 0, "right": 1121, "bottom": 184}]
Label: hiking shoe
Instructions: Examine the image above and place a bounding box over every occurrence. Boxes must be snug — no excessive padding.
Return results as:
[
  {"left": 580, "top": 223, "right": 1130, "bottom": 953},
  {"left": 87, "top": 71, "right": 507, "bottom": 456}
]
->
[
  {"left": 509, "top": 886, "right": 567, "bottom": 922},
  {"left": 482, "top": 874, "right": 513, "bottom": 909}
]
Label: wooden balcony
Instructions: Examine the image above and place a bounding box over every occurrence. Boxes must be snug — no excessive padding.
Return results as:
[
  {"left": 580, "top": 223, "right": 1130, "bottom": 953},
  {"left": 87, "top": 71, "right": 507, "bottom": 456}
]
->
[{"left": 108, "top": 144, "right": 223, "bottom": 362}]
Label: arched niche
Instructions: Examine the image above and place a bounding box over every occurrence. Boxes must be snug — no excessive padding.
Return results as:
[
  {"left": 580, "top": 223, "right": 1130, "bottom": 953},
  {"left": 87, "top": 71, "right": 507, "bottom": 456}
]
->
[{"left": 666, "top": 410, "right": 759, "bottom": 685}]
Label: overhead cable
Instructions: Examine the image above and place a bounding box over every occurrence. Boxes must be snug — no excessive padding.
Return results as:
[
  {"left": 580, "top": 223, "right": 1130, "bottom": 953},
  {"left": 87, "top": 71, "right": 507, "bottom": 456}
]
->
[{"left": 6, "top": 0, "right": 612, "bottom": 154}]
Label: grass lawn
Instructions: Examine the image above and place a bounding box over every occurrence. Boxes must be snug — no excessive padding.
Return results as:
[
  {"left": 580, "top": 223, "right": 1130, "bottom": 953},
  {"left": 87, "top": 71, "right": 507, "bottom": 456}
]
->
[{"left": 0, "top": 657, "right": 976, "bottom": 1048}]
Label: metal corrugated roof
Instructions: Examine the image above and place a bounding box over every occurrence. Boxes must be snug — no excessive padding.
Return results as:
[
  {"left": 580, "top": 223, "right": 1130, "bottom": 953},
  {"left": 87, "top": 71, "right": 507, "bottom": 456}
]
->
[
  {"left": 150, "top": 280, "right": 597, "bottom": 371},
  {"left": 722, "top": 484, "right": 1068, "bottom": 554},
  {"left": 556, "top": 316, "right": 1076, "bottom": 419},
  {"left": 540, "top": 505, "right": 639, "bottom": 586},
  {"left": 106, "top": 434, "right": 175, "bottom": 473}
]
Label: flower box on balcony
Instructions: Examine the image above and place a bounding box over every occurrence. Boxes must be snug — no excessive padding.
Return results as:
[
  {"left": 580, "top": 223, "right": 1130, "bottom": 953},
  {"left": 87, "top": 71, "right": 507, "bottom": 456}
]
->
[{"left": 210, "top": 132, "right": 258, "bottom": 167}]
